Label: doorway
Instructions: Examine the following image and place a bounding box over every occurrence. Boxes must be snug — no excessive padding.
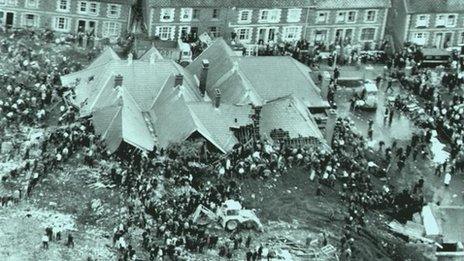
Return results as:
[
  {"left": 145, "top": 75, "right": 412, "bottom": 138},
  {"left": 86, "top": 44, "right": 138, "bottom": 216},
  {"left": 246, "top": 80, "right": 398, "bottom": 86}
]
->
[
  {"left": 257, "top": 27, "right": 277, "bottom": 44},
  {"left": 77, "top": 20, "right": 96, "bottom": 35},
  {"left": 6, "top": 12, "right": 14, "bottom": 28}
]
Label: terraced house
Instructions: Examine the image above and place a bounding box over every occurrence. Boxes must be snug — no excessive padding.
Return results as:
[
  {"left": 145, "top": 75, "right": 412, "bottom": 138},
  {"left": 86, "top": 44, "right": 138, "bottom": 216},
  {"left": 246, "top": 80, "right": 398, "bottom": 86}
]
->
[
  {"left": 307, "top": 0, "right": 391, "bottom": 47},
  {"left": 143, "top": 0, "right": 313, "bottom": 44},
  {"left": 0, "top": 0, "right": 133, "bottom": 38},
  {"left": 143, "top": 0, "right": 390, "bottom": 47},
  {"left": 389, "top": 0, "right": 464, "bottom": 49}
]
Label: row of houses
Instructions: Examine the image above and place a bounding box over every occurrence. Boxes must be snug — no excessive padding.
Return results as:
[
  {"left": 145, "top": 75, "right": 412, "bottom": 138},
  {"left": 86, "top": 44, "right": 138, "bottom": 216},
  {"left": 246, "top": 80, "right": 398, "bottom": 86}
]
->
[
  {"left": 2, "top": 0, "right": 464, "bottom": 50},
  {"left": 389, "top": 0, "right": 464, "bottom": 50},
  {"left": 0, "top": 0, "right": 134, "bottom": 39},
  {"left": 142, "top": 0, "right": 391, "bottom": 47}
]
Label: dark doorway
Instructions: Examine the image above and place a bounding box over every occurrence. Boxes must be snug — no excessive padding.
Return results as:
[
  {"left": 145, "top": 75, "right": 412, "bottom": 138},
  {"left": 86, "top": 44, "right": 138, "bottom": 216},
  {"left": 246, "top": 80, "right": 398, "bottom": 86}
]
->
[{"left": 6, "top": 12, "right": 14, "bottom": 28}]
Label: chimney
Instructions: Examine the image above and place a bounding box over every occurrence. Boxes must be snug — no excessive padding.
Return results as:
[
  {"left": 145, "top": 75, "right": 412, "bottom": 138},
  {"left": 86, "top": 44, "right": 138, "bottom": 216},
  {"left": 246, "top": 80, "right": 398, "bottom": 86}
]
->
[
  {"left": 127, "top": 53, "right": 133, "bottom": 65},
  {"left": 199, "top": 59, "right": 209, "bottom": 96},
  {"left": 174, "top": 74, "right": 184, "bottom": 87},
  {"left": 213, "top": 89, "right": 221, "bottom": 108},
  {"left": 114, "top": 74, "right": 123, "bottom": 88},
  {"left": 325, "top": 109, "right": 338, "bottom": 146}
]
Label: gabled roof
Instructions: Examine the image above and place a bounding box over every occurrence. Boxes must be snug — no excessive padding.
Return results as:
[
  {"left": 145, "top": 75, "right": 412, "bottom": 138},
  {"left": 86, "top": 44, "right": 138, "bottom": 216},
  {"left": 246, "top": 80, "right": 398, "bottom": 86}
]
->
[
  {"left": 260, "top": 95, "right": 324, "bottom": 141},
  {"left": 187, "top": 38, "right": 327, "bottom": 108},
  {"left": 315, "top": 0, "right": 391, "bottom": 9},
  {"left": 403, "top": 0, "right": 464, "bottom": 14},
  {"left": 92, "top": 91, "right": 156, "bottom": 153},
  {"left": 61, "top": 55, "right": 200, "bottom": 116},
  {"left": 139, "top": 46, "right": 164, "bottom": 62},
  {"left": 153, "top": 90, "right": 253, "bottom": 153},
  {"left": 88, "top": 47, "right": 121, "bottom": 69}
]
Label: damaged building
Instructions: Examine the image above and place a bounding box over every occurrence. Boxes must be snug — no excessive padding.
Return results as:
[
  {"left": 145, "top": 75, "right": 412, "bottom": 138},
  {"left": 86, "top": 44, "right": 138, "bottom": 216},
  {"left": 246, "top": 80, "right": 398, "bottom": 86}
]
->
[{"left": 61, "top": 38, "right": 333, "bottom": 154}]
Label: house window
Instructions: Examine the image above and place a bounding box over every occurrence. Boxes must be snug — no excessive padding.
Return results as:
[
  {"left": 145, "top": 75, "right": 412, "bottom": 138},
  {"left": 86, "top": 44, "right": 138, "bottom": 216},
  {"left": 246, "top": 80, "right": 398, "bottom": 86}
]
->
[
  {"left": 180, "top": 8, "right": 192, "bottom": 22},
  {"left": 347, "top": 11, "right": 356, "bottom": 22},
  {"left": 192, "top": 9, "right": 200, "bottom": 19},
  {"left": 360, "top": 28, "right": 376, "bottom": 41},
  {"left": 365, "top": 10, "right": 377, "bottom": 22},
  {"left": 157, "top": 26, "right": 174, "bottom": 40},
  {"left": 78, "top": 1, "right": 99, "bottom": 15},
  {"left": 436, "top": 14, "right": 446, "bottom": 27},
  {"left": 238, "top": 10, "right": 252, "bottom": 23},
  {"left": 57, "top": 0, "right": 70, "bottom": 12},
  {"left": 212, "top": 9, "right": 219, "bottom": 19},
  {"left": 411, "top": 32, "right": 428, "bottom": 45},
  {"left": 209, "top": 26, "right": 218, "bottom": 37},
  {"left": 103, "top": 21, "right": 121, "bottom": 37},
  {"left": 336, "top": 12, "right": 346, "bottom": 22},
  {"left": 316, "top": 12, "right": 328, "bottom": 23},
  {"left": 314, "top": 29, "right": 327, "bottom": 43},
  {"left": 459, "top": 32, "right": 464, "bottom": 45},
  {"left": 416, "top": 15, "right": 429, "bottom": 27},
  {"left": 54, "top": 17, "right": 69, "bottom": 31},
  {"left": 89, "top": 2, "right": 98, "bottom": 14},
  {"left": 26, "top": 0, "right": 38, "bottom": 8},
  {"left": 282, "top": 26, "right": 301, "bottom": 41},
  {"left": 79, "top": 1, "right": 86, "bottom": 12},
  {"left": 0, "top": 12, "right": 4, "bottom": 25},
  {"left": 260, "top": 10, "right": 268, "bottom": 21},
  {"left": 447, "top": 15, "right": 456, "bottom": 27},
  {"left": 287, "top": 8, "right": 302, "bottom": 23},
  {"left": 235, "top": 28, "right": 252, "bottom": 42},
  {"left": 24, "top": 13, "right": 37, "bottom": 27},
  {"left": 160, "top": 8, "right": 174, "bottom": 22},
  {"left": 107, "top": 4, "right": 121, "bottom": 18},
  {"left": 259, "top": 9, "right": 281, "bottom": 23}
]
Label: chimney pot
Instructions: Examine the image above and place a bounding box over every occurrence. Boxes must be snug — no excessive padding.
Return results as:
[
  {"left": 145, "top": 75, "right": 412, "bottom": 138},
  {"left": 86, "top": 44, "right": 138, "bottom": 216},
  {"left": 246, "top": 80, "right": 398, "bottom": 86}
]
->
[
  {"left": 214, "top": 89, "right": 221, "bottom": 108},
  {"left": 114, "top": 74, "right": 123, "bottom": 88},
  {"left": 202, "top": 59, "right": 210, "bottom": 68},
  {"left": 174, "top": 74, "right": 184, "bottom": 87}
]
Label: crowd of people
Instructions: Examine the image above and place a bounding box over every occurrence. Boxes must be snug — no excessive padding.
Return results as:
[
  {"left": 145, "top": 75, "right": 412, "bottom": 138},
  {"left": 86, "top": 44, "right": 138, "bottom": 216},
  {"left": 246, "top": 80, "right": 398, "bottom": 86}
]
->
[{"left": 1, "top": 27, "right": 463, "bottom": 261}]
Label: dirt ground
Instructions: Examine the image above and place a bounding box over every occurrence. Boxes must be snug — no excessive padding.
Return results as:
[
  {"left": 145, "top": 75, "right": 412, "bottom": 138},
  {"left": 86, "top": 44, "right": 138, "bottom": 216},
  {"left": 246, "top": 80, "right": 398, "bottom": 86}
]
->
[{"left": 241, "top": 168, "right": 434, "bottom": 261}]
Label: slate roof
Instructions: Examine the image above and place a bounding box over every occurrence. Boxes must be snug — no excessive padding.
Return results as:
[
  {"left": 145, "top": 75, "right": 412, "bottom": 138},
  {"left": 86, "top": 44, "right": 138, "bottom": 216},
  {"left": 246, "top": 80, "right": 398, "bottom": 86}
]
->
[
  {"left": 62, "top": 47, "right": 254, "bottom": 153},
  {"left": 315, "top": 0, "right": 391, "bottom": 9},
  {"left": 92, "top": 92, "right": 155, "bottom": 153},
  {"left": 147, "top": 0, "right": 313, "bottom": 8},
  {"left": 187, "top": 38, "right": 327, "bottom": 108},
  {"left": 61, "top": 55, "right": 199, "bottom": 115},
  {"left": 403, "top": 0, "right": 464, "bottom": 14},
  {"left": 152, "top": 93, "right": 253, "bottom": 153},
  {"left": 260, "top": 95, "right": 323, "bottom": 141},
  {"left": 139, "top": 46, "right": 164, "bottom": 62}
]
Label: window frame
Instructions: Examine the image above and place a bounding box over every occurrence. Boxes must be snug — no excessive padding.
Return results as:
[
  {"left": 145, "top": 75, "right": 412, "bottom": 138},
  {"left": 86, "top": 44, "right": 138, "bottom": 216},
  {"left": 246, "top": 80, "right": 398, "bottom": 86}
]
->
[
  {"left": 235, "top": 28, "right": 252, "bottom": 43},
  {"left": 238, "top": 9, "right": 252, "bottom": 24},
  {"left": 160, "top": 8, "right": 175, "bottom": 22},
  {"left": 364, "top": 9, "right": 377, "bottom": 23},
  {"left": 180, "top": 7, "right": 193, "bottom": 22},
  {"left": 359, "top": 27, "right": 376, "bottom": 42},
  {"left": 54, "top": 16, "right": 70, "bottom": 32},
  {"left": 56, "top": 0, "right": 70, "bottom": 12},
  {"left": 316, "top": 11, "right": 328, "bottom": 23},
  {"left": 346, "top": 10, "right": 357, "bottom": 23},
  {"left": 107, "top": 4, "right": 121, "bottom": 19}
]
